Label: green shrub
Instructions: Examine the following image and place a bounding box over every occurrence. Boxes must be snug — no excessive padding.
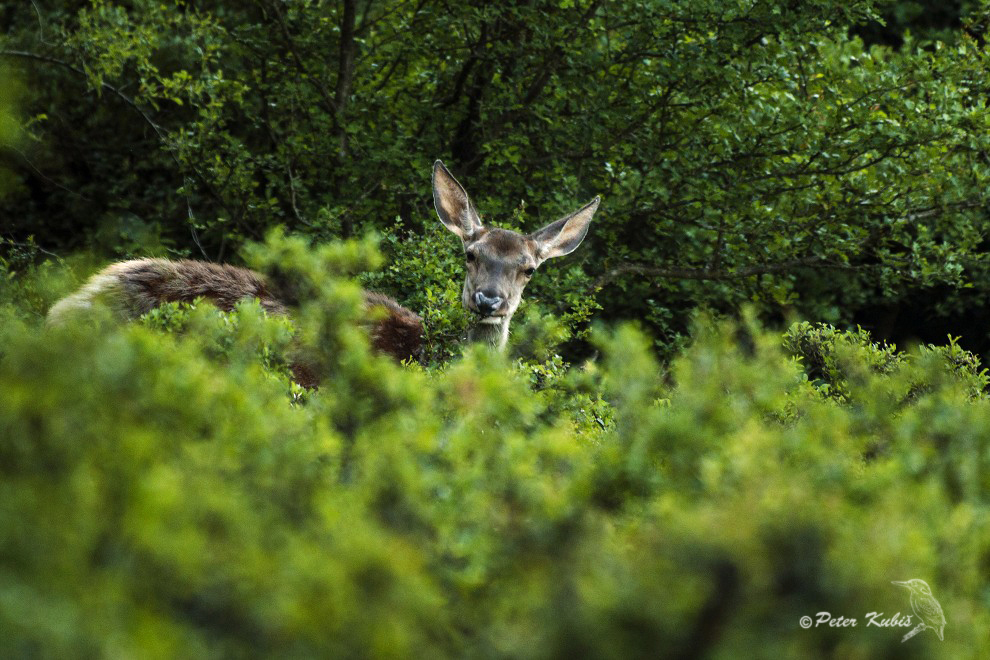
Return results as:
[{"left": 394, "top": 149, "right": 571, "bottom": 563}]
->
[
  {"left": 2, "top": 238, "right": 989, "bottom": 657},
  {"left": 785, "top": 320, "right": 989, "bottom": 402}
]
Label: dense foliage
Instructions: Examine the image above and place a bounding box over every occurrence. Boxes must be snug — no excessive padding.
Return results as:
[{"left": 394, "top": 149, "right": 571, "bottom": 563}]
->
[
  {"left": 3, "top": 236, "right": 990, "bottom": 657},
  {"left": 3, "top": 0, "right": 990, "bottom": 356},
  {"left": 3, "top": 1, "right": 990, "bottom": 656}
]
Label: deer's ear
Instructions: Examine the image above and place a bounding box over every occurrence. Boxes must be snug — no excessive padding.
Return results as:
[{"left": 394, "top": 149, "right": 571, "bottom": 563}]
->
[
  {"left": 530, "top": 196, "right": 600, "bottom": 262},
  {"left": 433, "top": 160, "right": 482, "bottom": 241}
]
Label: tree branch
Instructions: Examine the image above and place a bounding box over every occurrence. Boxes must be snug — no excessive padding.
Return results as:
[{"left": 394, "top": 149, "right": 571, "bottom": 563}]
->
[
  {"left": 0, "top": 49, "right": 166, "bottom": 141},
  {"left": 265, "top": 2, "right": 337, "bottom": 118},
  {"left": 0, "top": 47, "right": 234, "bottom": 243},
  {"left": 334, "top": 0, "right": 358, "bottom": 158}
]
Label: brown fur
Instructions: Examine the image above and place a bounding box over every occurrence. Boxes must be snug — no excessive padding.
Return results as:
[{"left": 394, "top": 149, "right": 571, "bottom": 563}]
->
[
  {"left": 104, "top": 259, "right": 290, "bottom": 316},
  {"left": 363, "top": 291, "right": 424, "bottom": 363},
  {"left": 48, "top": 258, "right": 423, "bottom": 386}
]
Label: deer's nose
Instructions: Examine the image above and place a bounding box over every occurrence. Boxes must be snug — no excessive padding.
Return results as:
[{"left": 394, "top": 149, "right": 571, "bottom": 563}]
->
[{"left": 473, "top": 291, "right": 504, "bottom": 315}]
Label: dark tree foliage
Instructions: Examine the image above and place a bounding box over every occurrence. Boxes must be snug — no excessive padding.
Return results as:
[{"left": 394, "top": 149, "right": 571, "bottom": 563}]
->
[
  {"left": 856, "top": 0, "right": 967, "bottom": 48},
  {"left": 2, "top": 0, "right": 990, "bottom": 357}
]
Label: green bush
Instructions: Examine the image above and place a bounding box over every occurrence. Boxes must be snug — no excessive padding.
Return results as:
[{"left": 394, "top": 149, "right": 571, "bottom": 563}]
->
[
  {"left": 785, "top": 320, "right": 989, "bottom": 401},
  {"left": 2, "top": 237, "right": 989, "bottom": 657}
]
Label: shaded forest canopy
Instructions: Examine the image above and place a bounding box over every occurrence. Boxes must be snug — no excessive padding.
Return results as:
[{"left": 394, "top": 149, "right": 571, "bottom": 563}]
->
[{"left": 2, "top": 0, "right": 990, "bottom": 360}]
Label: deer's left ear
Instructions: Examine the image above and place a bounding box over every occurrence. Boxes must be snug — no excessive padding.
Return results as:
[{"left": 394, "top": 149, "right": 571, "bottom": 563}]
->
[{"left": 530, "top": 196, "right": 600, "bottom": 262}]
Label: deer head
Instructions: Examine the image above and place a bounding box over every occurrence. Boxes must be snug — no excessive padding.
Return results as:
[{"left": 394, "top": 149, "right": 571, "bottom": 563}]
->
[{"left": 432, "top": 160, "right": 600, "bottom": 349}]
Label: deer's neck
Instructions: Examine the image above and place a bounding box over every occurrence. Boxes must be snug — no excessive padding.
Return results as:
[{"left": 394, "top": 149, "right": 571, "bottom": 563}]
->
[{"left": 468, "top": 316, "right": 510, "bottom": 350}]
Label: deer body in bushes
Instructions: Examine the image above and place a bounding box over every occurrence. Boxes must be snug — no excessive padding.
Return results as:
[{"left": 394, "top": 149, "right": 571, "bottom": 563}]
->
[
  {"left": 47, "top": 160, "right": 599, "bottom": 378},
  {"left": 47, "top": 258, "right": 422, "bottom": 387}
]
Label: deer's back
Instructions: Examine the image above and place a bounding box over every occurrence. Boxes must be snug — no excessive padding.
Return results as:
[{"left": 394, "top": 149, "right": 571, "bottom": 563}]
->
[
  {"left": 105, "top": 258, "right": 289, "bottom": 317},
  {"left": 47, "top": 258, "right": 424, "bottom": 370}
]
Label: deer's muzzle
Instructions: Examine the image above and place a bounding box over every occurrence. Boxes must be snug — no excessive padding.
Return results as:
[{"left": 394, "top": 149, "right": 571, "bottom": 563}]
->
[{"left": 472, "top": 290, "right": 504, "bottom": 316}]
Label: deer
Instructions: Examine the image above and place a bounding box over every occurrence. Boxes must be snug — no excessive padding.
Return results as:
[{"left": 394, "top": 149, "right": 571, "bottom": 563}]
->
[
  {"left": 432, "top": 160, "right": 600, "bottom": 350},
  {"left": 46, "top": 160, "right": 599, "bottom": 382},
  {"left": 46, "top": 258, "right": 423, "bottom": 387}
]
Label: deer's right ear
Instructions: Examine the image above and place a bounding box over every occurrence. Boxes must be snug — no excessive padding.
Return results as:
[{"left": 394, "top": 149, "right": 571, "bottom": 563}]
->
[{"left": 433, "top": 160, "right": 482, "bottom": 241}]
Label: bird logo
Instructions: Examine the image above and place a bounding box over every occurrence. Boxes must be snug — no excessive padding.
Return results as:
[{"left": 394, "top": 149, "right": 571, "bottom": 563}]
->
[{"left": 892, "top": 579, "right": 946, "bottom": 643}]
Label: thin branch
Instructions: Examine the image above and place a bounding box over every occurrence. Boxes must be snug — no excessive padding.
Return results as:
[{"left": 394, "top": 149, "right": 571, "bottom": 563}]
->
[
  {"left": 357, "top": 0, "right": 419, "bottom": 32},
  {"left": 1, "top": 48, "right": 235, "bottom": 230},
  {"left": 265, "top": 2, "right": 337, "bottom": 117},
  {"left": 286, "top": 161, "right": 309, "bottom": 226},
  {"left": 904, "top": 200, "right": 985, "bottom": 222},
  {"left": 334, "top": 0, "right": 358, "bottom": 157},
  {"left": 1, "top": 238, "right": 62, "bottom": 261},
  {"left": 0, "top": 145, "right": 91, "bottom": 200},
  {"left": 187, "top": 197, "right": 209, "bottom": 260},
  {"left": 30, "top": 0, "right": 50, "bottom": 45},
  {"left": 0, "top": 49, "right": 167, "bottom": 141}
]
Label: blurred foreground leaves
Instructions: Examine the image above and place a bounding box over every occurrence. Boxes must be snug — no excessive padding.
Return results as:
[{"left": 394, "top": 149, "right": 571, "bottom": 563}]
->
[{"left": 1, "top": 237, "right": 989, "bottom": 657}]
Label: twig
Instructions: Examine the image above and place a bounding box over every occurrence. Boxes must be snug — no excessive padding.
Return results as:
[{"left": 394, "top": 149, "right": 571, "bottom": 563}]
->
[
  {"left": 0, "top": 145, "right": 90, "bottom": 200},
  {"left": 0, "top": 48, "right": 235, "bottom": 227},
  {"left": 0, "top": 50, "right": 168, "bottom": 143},
  {"left": 189, "top": 223, "right": 209, "bottom": 261},
  {"left": 2, "top": 238, "right": 62, "bottom": 261},
  {"left": 30, "top": 1, "right": 50, "bottom": 45}
]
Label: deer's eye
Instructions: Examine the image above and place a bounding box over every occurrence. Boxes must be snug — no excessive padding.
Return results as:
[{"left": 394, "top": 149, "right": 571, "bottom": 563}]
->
[
  {"left": 524, "top": 267, "right": 536, "bottom": 277},
  {"left": 466, "top": 251, "right": 476, "bottom": 263}
]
